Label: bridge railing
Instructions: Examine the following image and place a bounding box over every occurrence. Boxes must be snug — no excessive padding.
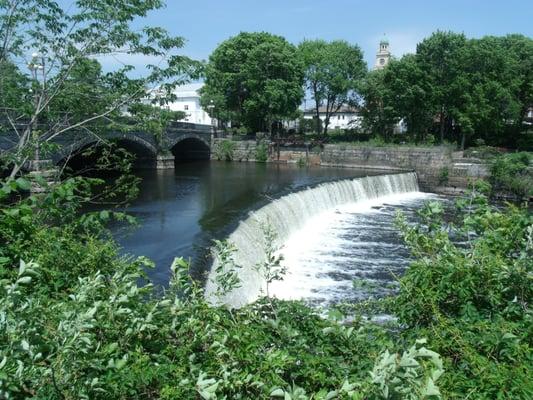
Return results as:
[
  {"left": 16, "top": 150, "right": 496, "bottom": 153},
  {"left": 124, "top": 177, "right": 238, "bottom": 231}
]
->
[
  {"left": 168, "top": 121, "right": 212, "bottom": 133},
  {"left": 1, "top": 119, "right": 213, "bottom": 154}
]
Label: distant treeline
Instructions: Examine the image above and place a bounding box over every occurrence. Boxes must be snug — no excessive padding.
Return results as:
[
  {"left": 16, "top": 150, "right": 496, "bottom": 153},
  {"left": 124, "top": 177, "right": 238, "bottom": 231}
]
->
[{"left": 200, "top": 31, "right": 532, "bottom": 149}]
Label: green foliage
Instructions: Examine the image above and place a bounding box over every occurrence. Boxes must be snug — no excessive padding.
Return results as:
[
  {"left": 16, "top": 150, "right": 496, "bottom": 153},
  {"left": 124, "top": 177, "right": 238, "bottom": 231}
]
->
[
  {"left": 126, "top": 103, "right": 186, "bottom": 148},
  {"left": 298, "top": 117, "right": 322, "bottom": 134},
  {"left": 253, "top": 223, "right": 286, "bottom": 298},
  {"left": 201, "top": 32, "right": 304, "bottom": 133},
  {"left": 1, "top": 173, "right": 531, "bottom": 398},
  {"left": 298, "top": 39, "right": 367, "bottom": 136},
  {"left": 359, "top": 70, "right": 398, "bottom": 141},
  {"left": 211, "top": 239, "right": 242, "bottom": 302},
  {"left": 296, "top": 157, "right": 307, "bottom": 168},
  {"left": 0, "top": 176, "right": 438, "bottom": 399},
  {"left": 360, "top": 31, "right": 533, "bottom": 149},
  {"left": 437, "top": 166, "right": 449, "bottom": 185},
  {"left": 214, "top": 139, "right": 236, "bottom": 161},
  {"left": 370, "top": 338, "right": 444, "bottom": 399},
  {"left": 0, "top": 0, "right": 201, "bottom": 178},
  {"left": 255, "top": 142, "right": 269, "bottom": 163},
  {"left": 394, "top": 189, "right": 532, "bottom": 398},
  {"left": 382, "top": 55, "right": 434, "bottom": 143},
  {"left": 489, "top": 152, "right": 532, "bottom": 198}
]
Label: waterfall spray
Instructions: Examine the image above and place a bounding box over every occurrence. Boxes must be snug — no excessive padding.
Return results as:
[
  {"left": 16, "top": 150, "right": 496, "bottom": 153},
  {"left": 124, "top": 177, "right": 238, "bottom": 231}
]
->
[{"left": 205, "top": 172, "right": 419, "bottom": 308}]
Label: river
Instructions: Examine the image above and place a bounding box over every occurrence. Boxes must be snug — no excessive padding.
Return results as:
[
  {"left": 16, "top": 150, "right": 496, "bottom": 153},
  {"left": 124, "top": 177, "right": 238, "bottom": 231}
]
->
[{"left": 111, "top": 161, "right": 442, "bottom": 307}]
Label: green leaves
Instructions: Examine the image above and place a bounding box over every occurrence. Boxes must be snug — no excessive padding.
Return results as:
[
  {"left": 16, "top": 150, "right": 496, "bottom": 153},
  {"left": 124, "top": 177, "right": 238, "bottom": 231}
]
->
[
  {"left": 213, "top": 139, "right": 237, "bottom": 161},
  {"left": 201, "top": 32, "right": 304, "bottom": 133},
  {"left": 489, "top": 152, "right": 532, "bottom": 198},
  {"left": 1, "top": 0, "right": 201, "bottom": 179},
  {"left": 211, "top": 239, "right": 242, "bottom": 304},
  {"left": 370, "top": 340, "right": 444, "bottom": 399},
  {"left": 360, "top": 31, "right": 533, "bottom": 147},
  {"left": 196, "top": 372, "right": 220, "bottom": 399},
  {"left": 299, "top": 39, "right": 366, "bottom": 135}
]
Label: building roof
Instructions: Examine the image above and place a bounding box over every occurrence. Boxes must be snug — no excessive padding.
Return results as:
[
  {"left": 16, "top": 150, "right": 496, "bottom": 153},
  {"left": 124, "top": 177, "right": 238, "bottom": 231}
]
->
[
  {"left": 173, "top": 82, "right": 204, "bottom": 98},
  {"left": 304, "top": 105, "right": 360, "bottom": 114}
]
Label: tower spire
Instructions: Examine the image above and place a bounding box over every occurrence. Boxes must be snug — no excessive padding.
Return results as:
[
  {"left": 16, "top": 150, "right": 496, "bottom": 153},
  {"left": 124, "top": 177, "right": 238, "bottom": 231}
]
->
[{"left": 374, "top": 36, "right": 391, "bottom": 70}]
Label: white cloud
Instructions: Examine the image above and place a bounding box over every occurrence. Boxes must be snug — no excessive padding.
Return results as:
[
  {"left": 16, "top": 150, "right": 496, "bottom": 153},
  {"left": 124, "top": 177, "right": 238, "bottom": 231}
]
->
[{"left": 94, "top": 52, "right": 166, "bottom": 75}]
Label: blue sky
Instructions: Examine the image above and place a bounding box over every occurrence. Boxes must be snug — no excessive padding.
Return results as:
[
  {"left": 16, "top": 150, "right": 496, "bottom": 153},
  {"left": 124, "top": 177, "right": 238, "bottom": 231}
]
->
[
  {"left": 78, "top": 0, "right": 533, "bottom": 74},
  {"left": 148, "top": 0, "right": 532, "bottom": 67}
]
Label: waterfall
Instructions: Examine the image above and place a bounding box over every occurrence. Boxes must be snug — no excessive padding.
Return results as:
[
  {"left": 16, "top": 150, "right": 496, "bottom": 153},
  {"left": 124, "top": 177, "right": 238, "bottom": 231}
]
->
[{"left": 205, "top": 172, "right": 419, "bottom": 308}]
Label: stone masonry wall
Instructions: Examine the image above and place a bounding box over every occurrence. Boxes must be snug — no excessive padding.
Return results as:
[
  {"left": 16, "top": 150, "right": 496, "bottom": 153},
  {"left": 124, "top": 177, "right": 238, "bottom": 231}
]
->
[
  {"left": 321, "top": 145, "right": 489, "bottom": 191},
  {"left": 211, "top": 138, "right": 258, "bottom": 162},
  {"left": 321, "top": 145, "right": 450, "bottom": 189},
  {"left": 211, "top": 139, "right": 490, "bottom": 192}
]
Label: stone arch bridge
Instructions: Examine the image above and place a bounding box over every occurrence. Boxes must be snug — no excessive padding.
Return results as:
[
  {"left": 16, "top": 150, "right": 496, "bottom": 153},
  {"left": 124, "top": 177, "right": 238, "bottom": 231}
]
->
[{"left": 1, "top": 122, "right": 213, "bottom": 170}]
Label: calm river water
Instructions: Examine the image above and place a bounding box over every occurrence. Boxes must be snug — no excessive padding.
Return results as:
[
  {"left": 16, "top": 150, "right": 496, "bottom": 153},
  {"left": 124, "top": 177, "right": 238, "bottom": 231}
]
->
[
  {"left": 111, "top": 161, "right": 382, "bottom": 286},
  {"left": 111, "top": 161, "right": 446, "bottom": 306}
]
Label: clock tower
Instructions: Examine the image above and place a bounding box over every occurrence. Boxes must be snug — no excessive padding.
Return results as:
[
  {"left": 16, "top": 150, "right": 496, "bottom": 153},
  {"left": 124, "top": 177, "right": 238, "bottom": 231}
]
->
[{"left": 374, "top": 38, "right": 391, "bottom": 70}]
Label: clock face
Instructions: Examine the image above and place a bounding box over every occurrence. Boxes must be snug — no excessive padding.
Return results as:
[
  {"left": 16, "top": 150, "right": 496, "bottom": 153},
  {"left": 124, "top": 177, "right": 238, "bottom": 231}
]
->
[{"left": 380, "top": 58, "right": 385, "bottom": 65}]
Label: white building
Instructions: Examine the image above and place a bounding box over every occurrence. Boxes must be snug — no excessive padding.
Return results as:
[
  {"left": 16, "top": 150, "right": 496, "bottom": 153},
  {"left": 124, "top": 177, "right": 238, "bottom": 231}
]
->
[
  {"left": 374, "top": 38, "right": 392, "bottom": 70},
  {"left": 166, "top": 83, "right": 211, "bottom": 125},
  {"left": 303, "top": 105, "right": 362, "bottom": 130}
]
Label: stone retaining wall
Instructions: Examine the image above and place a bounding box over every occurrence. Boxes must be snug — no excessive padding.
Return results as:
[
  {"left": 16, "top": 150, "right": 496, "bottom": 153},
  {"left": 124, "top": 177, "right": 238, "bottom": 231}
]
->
[
  {"left": 211, "top": 139, "right": 490, "bottom": 192},
  {"left": 211, "top": 139, "right": 258, "bottom": 162},
  {"left": 320, "top": 144, "right": 489, "bottom": 191}
]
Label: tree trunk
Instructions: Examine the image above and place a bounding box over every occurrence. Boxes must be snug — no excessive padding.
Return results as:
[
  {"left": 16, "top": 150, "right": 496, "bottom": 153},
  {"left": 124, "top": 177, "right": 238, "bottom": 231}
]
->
[
  {"left": 314, "top": 95, "right": 320, "bottom": 134},
  {"left": 439, "top": 106, "right": 445, "bottom": 143},
  {"left": 323, "top": 98, "right": 331, "bottom": 138}
]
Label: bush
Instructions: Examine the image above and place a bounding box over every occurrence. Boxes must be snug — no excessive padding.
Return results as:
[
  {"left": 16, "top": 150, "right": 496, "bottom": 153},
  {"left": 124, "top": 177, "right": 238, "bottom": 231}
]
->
[
  {"left": 1, "top": 177, "right": 531, "bottom": 399},
  {"left": 214, "top": 139, "right": 236, "bottom": 161},
  {"left": 489, "top": 152, "right": 532, "bottom": 198},
  {"left": 438, "top": 166, "right": 449, "bottom": 185},
  {"left": 394, "top": 192, "right": 533, "bottom": 398},
  {"left": 298, "top": 117, "right": 322, "bottom": 134},
  {"left": 296, "top": 157, "right": 306, "bottom": 167},
  {"left": 255, "top": 142, "right": 268, "bottom": 163}
]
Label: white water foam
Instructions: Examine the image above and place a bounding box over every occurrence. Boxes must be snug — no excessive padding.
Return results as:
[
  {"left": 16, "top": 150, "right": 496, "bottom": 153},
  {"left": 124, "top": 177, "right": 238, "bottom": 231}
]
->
[
  {"left": 269, "top": 192, "right": 434, "bottom": 307},
  {"left": 205, "top": 172, "right": 425, "bottom": 308}
]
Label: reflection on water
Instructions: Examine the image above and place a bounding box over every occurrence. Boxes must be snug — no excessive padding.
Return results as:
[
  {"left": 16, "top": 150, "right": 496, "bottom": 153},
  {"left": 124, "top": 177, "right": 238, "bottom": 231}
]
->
[{"left": 111, "top": 161, "right": 382, "bottom": 286}]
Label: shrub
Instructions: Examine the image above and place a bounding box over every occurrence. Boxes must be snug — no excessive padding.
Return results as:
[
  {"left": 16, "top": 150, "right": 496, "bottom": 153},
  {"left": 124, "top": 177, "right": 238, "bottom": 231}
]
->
[
  {"left": 1, "top": 176, "right": 531, "bottom": 399},
  {"left": 394, "top": 191, "right": 532, "bottom": 398},
  {"left": 255, "top": 142, "right": 268, "bottom": 163},
  {"left": 296, "top": 157, "right": 306, "bottom": 167},
  {"left": 489, "top": 152, "right": 532, "bottom": 198},
  {"left": 214, "top": 139, "right": 236, "bottom": 161}
]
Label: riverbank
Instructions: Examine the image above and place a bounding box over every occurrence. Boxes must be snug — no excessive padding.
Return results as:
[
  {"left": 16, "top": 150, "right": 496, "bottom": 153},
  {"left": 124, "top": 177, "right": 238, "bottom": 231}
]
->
[{"left": 211, "top": 138, "right": 490, "bottom": 194}]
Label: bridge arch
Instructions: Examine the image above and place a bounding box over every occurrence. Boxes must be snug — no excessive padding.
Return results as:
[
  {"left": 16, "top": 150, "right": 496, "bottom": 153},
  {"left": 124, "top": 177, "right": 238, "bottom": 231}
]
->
[
  {"left": 170, "top": 133, "right": 211, "bottom": 162},
  {"left": 55, "top": 132, "right": 159, "bottom": 171}
]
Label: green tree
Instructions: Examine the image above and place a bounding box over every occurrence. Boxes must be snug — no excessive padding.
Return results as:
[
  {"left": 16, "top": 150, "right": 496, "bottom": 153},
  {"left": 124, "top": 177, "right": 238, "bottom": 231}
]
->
[
  {"left": 0, "top": 60, "right": 29, "bottom": 113},
  {"left": 452, "top": 36, "right": 517, "bottom": 148},
  {"left": 0, "top": 0, "right": 201, "bottom": 180},
  {"left": 45, "top": 58, "right": 109, "bottom": 124},
  {"left": 502, "top": 34, "right": 533, "bottom": 145},
  {"left": 416, "top": 31, "right": 467, "bottom": 144},
  {"left": 359, "top": 69, "right": 397, "bottom": 141},
  {"left": 382, "top": 55, "right": 433, "bottom": 142},
  {"left": 298, "top": 39, "right": 366, "bottom": 136},
  {"left": 201, "top": 32, "right": 304, "bottom": 134}
]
